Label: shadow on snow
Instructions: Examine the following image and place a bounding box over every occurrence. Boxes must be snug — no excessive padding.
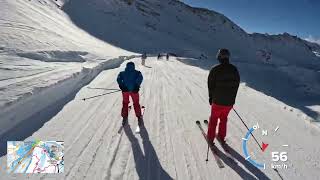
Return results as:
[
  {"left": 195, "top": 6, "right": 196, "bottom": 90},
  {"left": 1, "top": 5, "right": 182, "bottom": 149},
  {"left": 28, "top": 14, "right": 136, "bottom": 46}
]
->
[
  {"left": 216, "top": 144, "right": 271, "bottom": 180},
  {"left": 123, "top": 125, "right": 173, "bottom": 180}
]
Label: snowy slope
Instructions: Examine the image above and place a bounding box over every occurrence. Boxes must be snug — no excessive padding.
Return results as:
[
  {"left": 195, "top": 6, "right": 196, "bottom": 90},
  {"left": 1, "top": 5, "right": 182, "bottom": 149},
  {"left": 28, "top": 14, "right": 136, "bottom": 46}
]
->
[
  {"left": 61, "top": 0, "right": 320, "bottom": 123},
  {"left": 62, "top": 0, "right": 319, "bottom": 62},
  {"left": 1, "top": 0, "right": 319, "bottom": 132},
  {"left": 1, "top": 0, "right": 320, "bottom": 179},
  {"left": 1, "top": 58, "right": 319, "bottom": 180},
  {"left": 0, "top": 0, "right": 127, "bottom": 55},
  {"left": 62, "top": 0, "right": 251, "bottom": 59},
  {"left": 304, "top": 40, "right": 320, "bottom": 57},
  {"left": 0, "top": 0, "right": 135, "bottom": 137},
  {"left": 250, "top": 33, "right": 319, "bottom": 66}
]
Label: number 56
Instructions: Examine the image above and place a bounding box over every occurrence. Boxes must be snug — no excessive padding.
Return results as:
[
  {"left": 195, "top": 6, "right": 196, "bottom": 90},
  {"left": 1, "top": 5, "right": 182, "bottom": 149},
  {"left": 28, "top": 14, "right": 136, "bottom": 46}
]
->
[{"left": 272, "top": 152, "right": 288, "bottom": 162}]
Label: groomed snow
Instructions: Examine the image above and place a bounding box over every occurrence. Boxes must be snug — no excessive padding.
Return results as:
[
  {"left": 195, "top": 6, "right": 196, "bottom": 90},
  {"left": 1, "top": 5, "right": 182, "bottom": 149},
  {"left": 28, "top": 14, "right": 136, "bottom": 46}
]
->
[
  {"left": 1, "top": 58, "right": 319, "bottom": 180},
  {"left": 1, "top": 0, "right": 320, "bottom": 179}
]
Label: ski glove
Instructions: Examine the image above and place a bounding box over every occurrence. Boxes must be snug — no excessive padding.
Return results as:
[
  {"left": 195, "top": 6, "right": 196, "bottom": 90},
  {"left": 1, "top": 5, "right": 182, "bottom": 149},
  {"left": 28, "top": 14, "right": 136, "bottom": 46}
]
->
[
  {"left": 119, "top": 85, "right": 128, "bottom": 92},
  {"left": 209, "top": 97, "right": 213, "bottom": 105},
  {"left": 133, "top": 85, "right": 140, "bottom": 93}
]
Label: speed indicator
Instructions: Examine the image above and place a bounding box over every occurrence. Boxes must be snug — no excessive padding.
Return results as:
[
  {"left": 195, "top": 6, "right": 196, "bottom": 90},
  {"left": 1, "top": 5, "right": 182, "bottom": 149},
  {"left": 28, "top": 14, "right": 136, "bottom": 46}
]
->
[{"left": 242, "top": 123, "right": 289, "bottom": 170}]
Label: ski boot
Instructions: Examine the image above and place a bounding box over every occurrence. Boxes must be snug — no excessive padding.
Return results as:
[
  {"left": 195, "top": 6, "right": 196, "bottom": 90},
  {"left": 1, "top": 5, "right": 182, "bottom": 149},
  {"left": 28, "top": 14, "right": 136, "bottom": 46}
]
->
[
  {"left": 122, "top": 117, "right": 128, "bottom": 126},
  {"left": 208, "top": 139, "right": 215, "bottom": 147},
  {"left": 138, "top": 117, "right": 144, "bottom": 127},
  {"left": 217, "top": 137, "right": 227, "bottom": 146},
  {"left": 217, "top": 137, "right": 229, "bottom": 152}
]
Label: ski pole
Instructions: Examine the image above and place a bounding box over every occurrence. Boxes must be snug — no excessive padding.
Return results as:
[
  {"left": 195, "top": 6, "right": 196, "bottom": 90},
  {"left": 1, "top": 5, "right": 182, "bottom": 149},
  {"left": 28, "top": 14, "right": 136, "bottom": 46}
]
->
[
  {"left": 87, "top": 87, "right": 120, "bottom": 91},
  {"left": 206, "top": 144, "right": 209, "bottom": 162},
  {"left": 82, "top": 90, "right": 121, "bottom": 101},
  {"left": 232, "top": 108, "right": 263, "bottom": 150}
]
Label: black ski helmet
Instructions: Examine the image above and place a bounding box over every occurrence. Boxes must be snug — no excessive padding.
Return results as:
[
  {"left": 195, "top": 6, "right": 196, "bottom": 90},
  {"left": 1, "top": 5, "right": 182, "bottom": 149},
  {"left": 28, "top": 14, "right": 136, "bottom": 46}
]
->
[{"left": 216, "top": 48, "right": 230, "bottom": 62}]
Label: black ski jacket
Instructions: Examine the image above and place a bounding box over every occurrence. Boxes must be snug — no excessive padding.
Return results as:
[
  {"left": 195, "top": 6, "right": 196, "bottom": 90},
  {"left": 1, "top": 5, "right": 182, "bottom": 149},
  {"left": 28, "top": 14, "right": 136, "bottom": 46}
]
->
[{"left": 208, "top": 62, "right": 240, "bottom": 106}]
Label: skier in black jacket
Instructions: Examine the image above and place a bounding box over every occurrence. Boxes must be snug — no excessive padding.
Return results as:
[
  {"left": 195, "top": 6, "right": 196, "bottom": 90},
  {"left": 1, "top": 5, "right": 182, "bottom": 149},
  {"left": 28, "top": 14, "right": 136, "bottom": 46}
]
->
[{"left": 207, "top": 49, "right": 240, "bottom": 145}]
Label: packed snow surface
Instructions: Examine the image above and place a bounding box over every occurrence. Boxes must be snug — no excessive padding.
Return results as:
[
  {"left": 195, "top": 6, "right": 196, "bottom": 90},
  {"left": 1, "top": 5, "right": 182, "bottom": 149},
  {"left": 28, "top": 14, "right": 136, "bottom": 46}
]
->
[
  {"left": 1, "top": 58, "right": 319, "bottom": 180},
  {"left": 1, "top": 0, "right": 320, "bottom": 179}
]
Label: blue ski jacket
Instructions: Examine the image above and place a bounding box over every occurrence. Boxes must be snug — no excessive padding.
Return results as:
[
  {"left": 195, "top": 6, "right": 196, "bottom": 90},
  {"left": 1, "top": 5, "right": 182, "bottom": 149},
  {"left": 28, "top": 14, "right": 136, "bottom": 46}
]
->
[{"left": 117, "top": 62, "right": 143, "bottom": 92}]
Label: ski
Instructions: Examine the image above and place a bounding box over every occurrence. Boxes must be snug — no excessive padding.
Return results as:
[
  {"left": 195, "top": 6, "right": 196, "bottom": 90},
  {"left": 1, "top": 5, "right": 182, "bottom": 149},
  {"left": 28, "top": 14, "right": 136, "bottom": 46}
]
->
[
  {"left": 118, "top": 106, "right": 132, "bottom": 134},
  {"left": 135, "top": 106, "right": 145, "bottom": 133},
  {"left": 203, "top": 120, "right": 237, "bottom": 163},
  {"left": 196, "top": 121, "right": 224, "bottom": 168}
]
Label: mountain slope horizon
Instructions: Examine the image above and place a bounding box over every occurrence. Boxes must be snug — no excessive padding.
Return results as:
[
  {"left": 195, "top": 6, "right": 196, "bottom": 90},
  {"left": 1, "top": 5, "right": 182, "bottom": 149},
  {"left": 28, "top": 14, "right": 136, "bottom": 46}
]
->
[
  {"left": 61, "top": 0, "right": 320, "bottom": 120},
  {"left": 1, "top": 0, "right": 319, "bottom": 123},
  {"left": 62, "top": 0, "right": 319, "bottom": 62}
]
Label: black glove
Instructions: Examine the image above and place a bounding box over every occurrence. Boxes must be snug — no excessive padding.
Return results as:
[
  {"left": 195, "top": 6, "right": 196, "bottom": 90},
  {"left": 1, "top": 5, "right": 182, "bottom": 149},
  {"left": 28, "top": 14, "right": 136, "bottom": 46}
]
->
[
  {"left": 133, "top": 85, "right": 140, "bottom": 93},
  {"left": 119, "top": 85, "right": 128, "bottom": 92},
  {"left": 209, "top": 97, "right": 213, "bottom": 105}
]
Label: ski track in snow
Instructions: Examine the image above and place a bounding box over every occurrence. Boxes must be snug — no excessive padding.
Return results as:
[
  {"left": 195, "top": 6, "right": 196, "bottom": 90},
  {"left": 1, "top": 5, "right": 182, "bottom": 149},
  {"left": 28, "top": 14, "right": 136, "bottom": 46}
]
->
[{"left": 1, "top": 57, "right": 320, "bottom": 180}]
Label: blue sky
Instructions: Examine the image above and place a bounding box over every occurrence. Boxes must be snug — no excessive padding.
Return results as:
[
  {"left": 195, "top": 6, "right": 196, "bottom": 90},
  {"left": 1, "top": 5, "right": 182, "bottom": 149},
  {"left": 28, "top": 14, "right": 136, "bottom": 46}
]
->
[{"left": 183, "top": 0, "right": 320, "bottom": 44}]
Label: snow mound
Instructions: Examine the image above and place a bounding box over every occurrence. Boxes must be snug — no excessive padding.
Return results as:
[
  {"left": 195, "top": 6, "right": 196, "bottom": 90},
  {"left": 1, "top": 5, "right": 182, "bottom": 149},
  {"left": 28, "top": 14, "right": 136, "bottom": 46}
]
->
[
  {"left": 17, "top": 50, "right": 88, "bottom": 62},
  {"left": 0, "top": 56, "right": 129, "bottom": 137}
]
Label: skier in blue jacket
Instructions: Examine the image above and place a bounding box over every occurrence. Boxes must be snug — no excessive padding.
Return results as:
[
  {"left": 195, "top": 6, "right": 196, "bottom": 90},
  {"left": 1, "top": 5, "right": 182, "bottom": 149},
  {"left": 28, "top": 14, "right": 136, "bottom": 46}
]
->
[{"left": 117, "top": 62, "right": 143, "bottom": 126}]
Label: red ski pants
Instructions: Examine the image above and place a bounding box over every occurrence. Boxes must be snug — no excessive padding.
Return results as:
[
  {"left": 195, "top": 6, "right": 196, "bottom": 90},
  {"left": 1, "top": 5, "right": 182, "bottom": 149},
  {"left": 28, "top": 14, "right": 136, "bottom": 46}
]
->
[
  {"left": 121, "top": 92, "right": 142, "bottom": 118},
  {"left": 207, "top": 104, "right": 233, "bottom": 142}
]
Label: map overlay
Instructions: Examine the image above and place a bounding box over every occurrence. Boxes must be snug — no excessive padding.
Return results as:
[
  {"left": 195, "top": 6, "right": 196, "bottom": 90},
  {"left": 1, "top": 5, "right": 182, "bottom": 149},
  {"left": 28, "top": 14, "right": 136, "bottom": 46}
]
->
[{"left": 7, "top": 140, "right": 64, "bottom": 173}]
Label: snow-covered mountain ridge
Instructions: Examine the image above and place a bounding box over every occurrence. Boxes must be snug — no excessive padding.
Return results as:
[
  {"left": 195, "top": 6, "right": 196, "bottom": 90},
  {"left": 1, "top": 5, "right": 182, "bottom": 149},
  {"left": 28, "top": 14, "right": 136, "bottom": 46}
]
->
[
  {"left": 1, "top": 0, "right": 318, "bottom": 62},
  {"left": 62, "top": 0, "right": 320, "bottom": 117},
  {"left": 62, "top": 0, "right": 319, "bottom": 62}
]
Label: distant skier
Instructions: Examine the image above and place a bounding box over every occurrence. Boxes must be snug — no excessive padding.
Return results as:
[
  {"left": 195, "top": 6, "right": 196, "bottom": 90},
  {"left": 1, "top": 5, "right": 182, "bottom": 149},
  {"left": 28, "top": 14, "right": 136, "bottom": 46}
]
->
[
  {"left": 166, "top": 53, "right": 169, "bottom": 61},
  {"left": 207, "top": 49, "right": 240, "bottom": 145},
  {"left": 157, "top": 53, "right": 161, "bottom": 60},
  {"left": 141, "top": 52, "right": 147, "bottom": 65},
  {"left": 117, "top": 62, "right": 144, "bottom": 126}
]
